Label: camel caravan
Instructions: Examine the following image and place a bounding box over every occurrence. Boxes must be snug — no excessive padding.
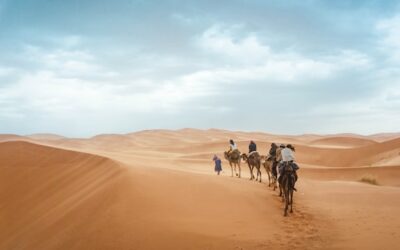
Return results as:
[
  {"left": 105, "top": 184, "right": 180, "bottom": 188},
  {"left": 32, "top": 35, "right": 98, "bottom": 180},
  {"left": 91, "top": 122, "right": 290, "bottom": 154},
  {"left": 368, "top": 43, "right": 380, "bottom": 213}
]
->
[{"left": 222, "top": 139, "right": 300, "bottom": 216}]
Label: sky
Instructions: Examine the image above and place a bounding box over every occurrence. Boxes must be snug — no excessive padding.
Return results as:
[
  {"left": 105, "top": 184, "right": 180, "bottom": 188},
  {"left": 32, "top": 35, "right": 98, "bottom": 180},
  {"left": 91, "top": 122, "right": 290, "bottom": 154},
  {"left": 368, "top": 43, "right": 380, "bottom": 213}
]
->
[{"left": 0, "top": 0, "right": 400, "bottom": 137}]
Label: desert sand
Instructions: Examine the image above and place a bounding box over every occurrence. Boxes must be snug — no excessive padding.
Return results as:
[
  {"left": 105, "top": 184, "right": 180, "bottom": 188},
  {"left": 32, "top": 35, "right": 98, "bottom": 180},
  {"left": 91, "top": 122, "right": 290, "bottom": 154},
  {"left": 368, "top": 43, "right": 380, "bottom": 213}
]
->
[{"left": 1, "top": 129, "right": 399, "bottom": 249}]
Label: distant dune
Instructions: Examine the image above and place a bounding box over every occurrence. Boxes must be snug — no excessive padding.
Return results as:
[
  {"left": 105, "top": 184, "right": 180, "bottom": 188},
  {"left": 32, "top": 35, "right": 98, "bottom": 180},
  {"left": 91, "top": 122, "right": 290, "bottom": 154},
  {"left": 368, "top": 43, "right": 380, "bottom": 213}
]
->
[
  {"left": 26, "top": 133, "right": 66, "bottom": 140},
  {"left": 297, "top": 137, "right": 400, "bottom": 168},
  {"left": 0, "top": 134, "right": 28, "bottom": 142},
  {"left": 1, "top": 130, "right": 399, "bottom": 249},
  {"left": 368, "top": 132, "right": 400, "bottom": 142},
  {"left": 309, "top": 136, "right": 378, "bottom": 148}
]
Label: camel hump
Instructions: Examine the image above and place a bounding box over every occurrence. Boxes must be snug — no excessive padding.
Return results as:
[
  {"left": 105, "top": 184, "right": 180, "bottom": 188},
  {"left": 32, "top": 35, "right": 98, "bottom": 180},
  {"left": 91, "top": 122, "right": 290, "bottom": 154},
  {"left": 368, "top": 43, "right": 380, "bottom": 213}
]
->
[
  {"left": 249, "top": 151, "right": 260, "bottom": 158},
  {"left": 230, "top": 149, "right": 240, "bottom": 156}
]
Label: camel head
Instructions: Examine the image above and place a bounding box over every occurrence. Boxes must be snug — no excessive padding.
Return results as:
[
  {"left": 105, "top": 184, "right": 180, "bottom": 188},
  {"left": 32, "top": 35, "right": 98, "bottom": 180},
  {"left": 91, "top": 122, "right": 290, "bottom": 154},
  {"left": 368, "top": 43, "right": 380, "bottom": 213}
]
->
[
  {"left": 224, "top": 151, "right": 229, "bottom": 160},
  {"left": 241, "top": 153, "right": 248, "bottom": 161}
]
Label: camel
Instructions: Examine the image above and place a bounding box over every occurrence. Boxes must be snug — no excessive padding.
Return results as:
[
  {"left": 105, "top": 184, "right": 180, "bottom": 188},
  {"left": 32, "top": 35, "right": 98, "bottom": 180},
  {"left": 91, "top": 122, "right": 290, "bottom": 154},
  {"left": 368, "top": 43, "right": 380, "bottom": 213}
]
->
[
  {"left": 280, "top": 163, "right": 295, "bottom": 216},
  {"left": 241, "top": 152, "right": 261, "bottom": 182},
  {"left": 224, "top": 150, "right": 241, "bottom": 178},
  {"left": 260, "top": 155, "right": 273, "bottom": 187},
  {"left": 261, "top": 155, "right": 278, "bottom": 190}
]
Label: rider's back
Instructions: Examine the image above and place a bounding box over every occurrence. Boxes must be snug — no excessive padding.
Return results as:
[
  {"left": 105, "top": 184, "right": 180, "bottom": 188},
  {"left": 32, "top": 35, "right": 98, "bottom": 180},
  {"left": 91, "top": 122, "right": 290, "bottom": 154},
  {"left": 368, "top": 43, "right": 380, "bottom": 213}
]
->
[{"left": 281, "top": 147, "right": 295, "bottom": 162}]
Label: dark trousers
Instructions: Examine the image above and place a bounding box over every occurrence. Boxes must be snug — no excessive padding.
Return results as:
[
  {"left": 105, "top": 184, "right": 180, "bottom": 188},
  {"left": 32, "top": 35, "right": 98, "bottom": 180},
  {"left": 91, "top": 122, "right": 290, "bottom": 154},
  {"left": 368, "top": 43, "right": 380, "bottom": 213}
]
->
[{"left": 272, "top": 161, "right": 278, "bottom": 177}]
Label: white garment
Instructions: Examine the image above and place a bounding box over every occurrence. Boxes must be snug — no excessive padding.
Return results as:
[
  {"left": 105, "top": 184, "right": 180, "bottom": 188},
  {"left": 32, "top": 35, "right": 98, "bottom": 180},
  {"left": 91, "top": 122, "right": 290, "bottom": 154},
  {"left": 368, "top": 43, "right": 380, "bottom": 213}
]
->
[
  {"left": 281, "top": 148, "right": 295, "bottom": 162},
  {"left": 230, "top": 143, "right": 237, "bottom": 150}
]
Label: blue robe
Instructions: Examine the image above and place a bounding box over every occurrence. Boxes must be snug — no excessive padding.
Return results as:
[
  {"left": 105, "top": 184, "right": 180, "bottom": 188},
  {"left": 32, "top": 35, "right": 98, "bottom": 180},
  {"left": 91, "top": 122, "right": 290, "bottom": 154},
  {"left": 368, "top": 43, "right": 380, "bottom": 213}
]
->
[{"left": 214, "top": 159, "right": 222, "bottom": 172}]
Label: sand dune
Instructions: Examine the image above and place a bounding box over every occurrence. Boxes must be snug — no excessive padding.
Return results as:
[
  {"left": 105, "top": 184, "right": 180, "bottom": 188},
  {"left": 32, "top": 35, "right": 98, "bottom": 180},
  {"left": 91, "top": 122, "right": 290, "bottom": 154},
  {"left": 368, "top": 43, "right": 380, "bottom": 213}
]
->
[
  {"left": 309, "top": 136, "right": 378, "bottom": 148},
  {"left": 0, "top": 141, "right": 125, "bottom": 250},
  {"left": 301, "top": 165, "right": 400, "bottom": 186},
  {"left": 0, "top": 134, "right": 27, "bottom": 142},
  {"left": 296, "top": 137, "right": 400, "bottom": 168},
  {"left": 300, "top": 179, "right": 400, "bottom": 250},
  {"left": 1, "top": 130, "right": 399, "bottom": 249},
  {"left": 368, "top": 132, "right": 400, "bottom": 142},
  {"left": 0, "top": 140, "right": 322, "bottom": 249},
  {"left": 27, "top": 133, "right": 66, "bottom": 140}
]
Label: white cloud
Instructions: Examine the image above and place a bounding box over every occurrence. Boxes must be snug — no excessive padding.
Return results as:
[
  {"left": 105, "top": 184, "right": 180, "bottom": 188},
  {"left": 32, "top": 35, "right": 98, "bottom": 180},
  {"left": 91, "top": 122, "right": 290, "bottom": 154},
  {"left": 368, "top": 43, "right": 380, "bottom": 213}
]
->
[
  {"left": 22, "top": 44, "right": 118, "bottom": 79},
  {"left": 198, "top": 25, "right": 271, "bottom": 63},
  {"left": 301, "top": 98, "right": 400, "bottom": 135},
  {"left": 0, "top": 19, "right": 395, "bottom": 136},
  {"left": 2, "top": 26, "right": 375, "bottom": 123},
  {"left": 328, "top": 50, "right": 372, "bottom": 70},
  {"left": 3, "top": 26, "right": 375, "bottom": 123},
  {"left": 0, "top": 70, "right": 216, "bottom": 119},
  {"left": 193, "top": 25, "right": 372, "bottom": 85}
]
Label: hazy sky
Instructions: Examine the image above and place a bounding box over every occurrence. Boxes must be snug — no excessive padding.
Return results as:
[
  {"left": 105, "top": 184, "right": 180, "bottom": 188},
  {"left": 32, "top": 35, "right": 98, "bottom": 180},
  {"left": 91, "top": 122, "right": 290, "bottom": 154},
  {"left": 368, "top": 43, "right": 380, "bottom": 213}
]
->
[{"left": 0, "top": 0, "right": 399, "bottom": 137}]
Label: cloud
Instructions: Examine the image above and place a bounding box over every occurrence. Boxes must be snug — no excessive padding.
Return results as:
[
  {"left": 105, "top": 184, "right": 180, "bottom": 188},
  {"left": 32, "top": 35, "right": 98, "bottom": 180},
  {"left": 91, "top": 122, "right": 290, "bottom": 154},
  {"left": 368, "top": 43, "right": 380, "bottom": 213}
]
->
[
  {"left": 0, "top": 71, "right": 168, "bottom": 115},
  {"left": 0, "top": 24, "right": 380, "bottom": 136},
  {"left": 0, "top": 46, "right": 217, "bottom": 120},
  {"left": 1, "top": 1, "right": 400, "bottom": 136},
  {"left": 22, "top": 44, "right": 118, "bottom": 79},
  {"left": 198, "top": 24, "right": 271, "bottom": 63},
  {"left": 193, "top": 25, "right": 372, "bottom": 85}
]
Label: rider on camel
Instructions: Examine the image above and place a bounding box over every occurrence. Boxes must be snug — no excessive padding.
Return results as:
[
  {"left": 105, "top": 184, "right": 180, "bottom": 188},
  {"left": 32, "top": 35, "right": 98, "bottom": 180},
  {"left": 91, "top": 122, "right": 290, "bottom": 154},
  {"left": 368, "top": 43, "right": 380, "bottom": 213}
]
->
[
  {"left": 227, "top": 139, "right": 238, "bottom": 156},
  {"left": 278, "top": 144, "right": 299, "bottom": 191},
  {"left": 248, "top": 140, "right": 257, "bottom": 157},
  {"left": 268, "top": 143, "right": 278, "bottom": 177}
]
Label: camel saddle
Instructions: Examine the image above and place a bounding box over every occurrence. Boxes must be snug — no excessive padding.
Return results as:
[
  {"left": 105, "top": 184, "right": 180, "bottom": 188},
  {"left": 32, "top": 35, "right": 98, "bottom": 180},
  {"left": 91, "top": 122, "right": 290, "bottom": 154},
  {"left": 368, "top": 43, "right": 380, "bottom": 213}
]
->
[
  {"left": 248, "top": 151, "right": 259, "bottom": 158},
  {"left": 283, "top": 162, "right": 294, "bottom": 173},
  {"left": 230, "top": 149, "right": 240, "bottom": 157}
]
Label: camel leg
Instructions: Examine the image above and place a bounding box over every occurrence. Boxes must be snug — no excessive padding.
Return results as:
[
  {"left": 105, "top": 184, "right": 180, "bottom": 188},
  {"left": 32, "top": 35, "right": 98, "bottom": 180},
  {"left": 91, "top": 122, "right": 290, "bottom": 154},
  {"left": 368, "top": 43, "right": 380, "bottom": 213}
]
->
[
  {"left": 264, "top": 165, "right": 271, "bottom": 186},
  {"left": 290, "top": 189, "right": 294, "bottom": 213},
  {"left": 281, "top": 183, "right": 285, "bottom": 203},
  {"left": 256, "top": 168, "right": 259, "bottom": 181},
  {"left": 230, "top": 162, "right": 233, "bottom": 177},
  {"left": 256, "top": 167, "right": 260, "bottom": 182},
  {"left": 284, "top": 186, "right": 289, "bottom": 216},
  {"left": 290, "top": 177, "right": 294, "bottom": 213},
  {"left": 248, "top": 164, "right": 252, "bottom": 180},
  {"left": 234, "top": 163, "right": 239, "bottom": 177},
  {"left": 238, "top": 162, "right": 241, "bottom": 178}
]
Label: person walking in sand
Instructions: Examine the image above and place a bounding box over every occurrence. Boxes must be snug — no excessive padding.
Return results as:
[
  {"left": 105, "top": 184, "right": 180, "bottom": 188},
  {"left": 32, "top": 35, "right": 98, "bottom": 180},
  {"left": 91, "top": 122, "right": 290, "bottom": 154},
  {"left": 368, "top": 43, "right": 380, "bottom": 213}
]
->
[{"left": 213, "top": 155, "right": 223, "bottom": 175}]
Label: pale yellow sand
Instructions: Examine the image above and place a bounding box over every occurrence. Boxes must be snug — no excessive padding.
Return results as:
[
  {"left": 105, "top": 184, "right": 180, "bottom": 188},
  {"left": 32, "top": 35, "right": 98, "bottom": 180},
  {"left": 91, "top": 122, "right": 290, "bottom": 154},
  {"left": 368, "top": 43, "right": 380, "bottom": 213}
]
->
[{"left": 1, "top": 129, "right": 399, "bottom": 249}]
